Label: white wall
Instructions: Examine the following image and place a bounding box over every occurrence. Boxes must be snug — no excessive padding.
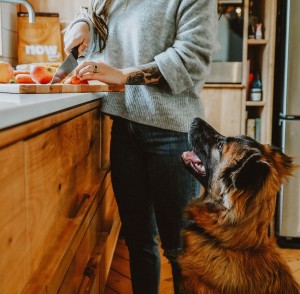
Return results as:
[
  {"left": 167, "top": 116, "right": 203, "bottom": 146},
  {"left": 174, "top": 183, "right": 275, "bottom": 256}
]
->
[
  {"left": 27, "top": 0, "right": 89, "bottom": 22},
  {"left": 0, "top": 3, "right": 18, "bottom": 67}
]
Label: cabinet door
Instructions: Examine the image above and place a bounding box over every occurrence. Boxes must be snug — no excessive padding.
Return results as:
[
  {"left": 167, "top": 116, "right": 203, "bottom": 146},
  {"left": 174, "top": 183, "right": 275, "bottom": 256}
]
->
[
  {"left": 0, "top": 142, "right": 27, "bottom": 294},
  {"left": 201, "top": 88, "right": 243, "bottom": 136},
  {"left": 25, "top": 108, "right": 101, "bottom": 277}
]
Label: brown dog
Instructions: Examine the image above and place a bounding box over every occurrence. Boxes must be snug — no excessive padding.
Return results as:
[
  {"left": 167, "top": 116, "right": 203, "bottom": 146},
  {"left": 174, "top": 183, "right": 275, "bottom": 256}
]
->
[{"left": 179, "top": 117, "right": 300, "bottom": 294}]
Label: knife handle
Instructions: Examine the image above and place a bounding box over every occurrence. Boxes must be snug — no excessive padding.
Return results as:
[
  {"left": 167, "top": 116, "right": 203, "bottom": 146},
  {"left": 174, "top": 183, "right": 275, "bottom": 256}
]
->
[{"left": 70, "top": 44, "right": 80, "bottom": 60}]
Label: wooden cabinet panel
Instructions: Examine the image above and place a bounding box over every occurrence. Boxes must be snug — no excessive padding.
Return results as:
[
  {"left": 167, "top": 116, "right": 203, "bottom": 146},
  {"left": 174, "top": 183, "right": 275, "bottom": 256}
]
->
[
  {"left": 25, "top": 108, "right": 101, "bottom": 276},
  {"left": 101, "top": 115, "right": 113, "bottom": 170},
  {"left": 99, "top": 175, "right": 117, "bottom": 232},
  {"left": 201, "top": 88, "right": 243, "bottom": 136},
  {"left": 0, "top": 102, "right": 121, "bottom": 293},
  {"left": 0, "top": 142, "right": 26, "bottom": 294},
  {"left": 58, "top": 202, "right": 104, "bottom": 294},
  {"left": 99, "top": 209, "right": 121, "bottom": 293}
]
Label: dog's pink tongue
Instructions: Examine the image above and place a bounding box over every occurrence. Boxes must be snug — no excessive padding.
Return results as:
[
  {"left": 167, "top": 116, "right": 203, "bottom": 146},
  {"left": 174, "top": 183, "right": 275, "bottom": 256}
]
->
[
  {"left": 183, "top": 151, "right": 201, "bottom": 162},
  {"left": 182, "top": 151, "right": 206, "bottom": 174}
]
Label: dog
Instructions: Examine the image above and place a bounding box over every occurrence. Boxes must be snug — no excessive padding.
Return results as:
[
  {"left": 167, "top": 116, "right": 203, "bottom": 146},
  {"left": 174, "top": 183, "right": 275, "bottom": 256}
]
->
[{"left": 179, "top": 117, "right": 300, "bottom": 294}]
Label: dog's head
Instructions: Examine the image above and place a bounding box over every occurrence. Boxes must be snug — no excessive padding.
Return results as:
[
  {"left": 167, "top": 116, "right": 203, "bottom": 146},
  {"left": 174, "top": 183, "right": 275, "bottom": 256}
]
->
[
  {"left": 183, "top": 117, "right": 293, "bottom": 190},
  {"left": 182, "top": 118, "right": 295, "bottom": 246}
]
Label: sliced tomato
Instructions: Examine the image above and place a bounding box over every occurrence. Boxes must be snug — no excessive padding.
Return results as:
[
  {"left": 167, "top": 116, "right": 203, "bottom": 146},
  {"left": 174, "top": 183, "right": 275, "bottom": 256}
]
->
[{"left": 64, "top": 76, "right": 89, "bottom": 85}]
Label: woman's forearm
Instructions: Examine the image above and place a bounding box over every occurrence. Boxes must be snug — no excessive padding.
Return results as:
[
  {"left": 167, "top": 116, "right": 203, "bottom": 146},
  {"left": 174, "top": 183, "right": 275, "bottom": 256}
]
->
[
  {"left": 76, "top": 60, "right": 165, "bottom": 86},
  {"left": 123, "top": 61, "right": 165, "bottom": 85}
]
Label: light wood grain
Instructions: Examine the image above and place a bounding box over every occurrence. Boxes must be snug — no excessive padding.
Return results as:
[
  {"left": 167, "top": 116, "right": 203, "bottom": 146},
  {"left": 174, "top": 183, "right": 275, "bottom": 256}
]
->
[
  {"left": 101, "top": 115, "right": 113, "bottom": 170},
  {"left": 58, "top": 205, "right": 106, "bottom": 293},
  {"left": 99, "top": 180, "right": 117, "bottom": 232},
  {"left": 0, "top": 142, "right": 27, "bottom": 294},
  {"left": 24, "top": 108, "right": 100, "bottom": 276},
  {"left": 100, "top": 211, "right": 122, "bottom": 293},
  {"left": 201, "top": 87, "right": 243, "bottom": 136},
  {"left": 280, "top": 248, "right": 300, "bottom": 283}
]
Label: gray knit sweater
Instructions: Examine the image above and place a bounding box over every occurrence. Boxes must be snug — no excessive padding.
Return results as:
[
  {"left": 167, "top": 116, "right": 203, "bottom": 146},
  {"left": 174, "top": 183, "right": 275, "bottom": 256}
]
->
[{"left": 74, "top": 0, "right": 218, "bottom": 132}]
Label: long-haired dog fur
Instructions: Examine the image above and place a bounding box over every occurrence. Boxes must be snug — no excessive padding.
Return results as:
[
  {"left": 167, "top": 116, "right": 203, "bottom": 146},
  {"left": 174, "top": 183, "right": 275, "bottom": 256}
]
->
[{"left": 179, "top": 117, "right": 300, "bottom": 294}]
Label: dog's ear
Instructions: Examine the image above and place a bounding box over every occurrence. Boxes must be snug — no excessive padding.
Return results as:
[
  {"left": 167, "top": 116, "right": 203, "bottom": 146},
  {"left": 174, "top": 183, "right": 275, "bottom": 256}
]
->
[
  {"left": 233, "top": 154, "right": 270, "bottom": 191},
  {"left": 267, "top": 145, "right": 295, "bottom": 182}
]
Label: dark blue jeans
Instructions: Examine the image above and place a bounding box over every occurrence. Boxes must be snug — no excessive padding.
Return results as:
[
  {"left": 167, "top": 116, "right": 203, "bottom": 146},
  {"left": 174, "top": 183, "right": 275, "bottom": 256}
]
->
[{"left": 110, "top": 116, "right": 200, "bottom": 294}]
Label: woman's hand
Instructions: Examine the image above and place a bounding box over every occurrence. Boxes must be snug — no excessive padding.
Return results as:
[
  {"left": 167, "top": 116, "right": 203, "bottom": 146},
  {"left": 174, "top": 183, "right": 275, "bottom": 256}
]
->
[
  {"left": 64, "top": 22, "right": 90, "bottom": 56},
  {"left": 76, "top": 60, "right": 127, "bottom": 85},
  {"left": 76, "top": 60, "right": 163, "bottom": 85}
]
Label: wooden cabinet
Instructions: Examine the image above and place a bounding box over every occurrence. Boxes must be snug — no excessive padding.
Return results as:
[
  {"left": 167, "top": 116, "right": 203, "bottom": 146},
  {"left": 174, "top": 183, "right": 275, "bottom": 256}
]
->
[
  {"left": 201, "top": 85, "right": 244, "bottom": 136},
  {"left": 202, "top": 0, "right": 276, "bottom": 143},
  {"left": 244, "top": 0, "right": 277, "bottom": 144},
  {"left": 0, "top": 101, "right": 121, "bottom": 294}
]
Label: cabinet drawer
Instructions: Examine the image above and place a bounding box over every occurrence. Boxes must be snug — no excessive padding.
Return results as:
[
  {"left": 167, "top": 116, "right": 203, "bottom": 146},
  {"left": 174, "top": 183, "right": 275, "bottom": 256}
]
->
[
  {"left": 58, "top": 202, "right": 106, "bottom": 294},
  {"left": 59, "top": 178, "right": 121, "bottom": 294},
  {"left": 99, "top": 205, "right": 121, "bottom": 293},
  {"left": 24, "top": 108, "right": 101, "bottom": 278}
]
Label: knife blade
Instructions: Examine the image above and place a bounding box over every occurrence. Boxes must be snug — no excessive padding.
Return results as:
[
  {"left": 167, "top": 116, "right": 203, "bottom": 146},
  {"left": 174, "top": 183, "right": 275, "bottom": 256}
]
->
[{"left": 50, "top": 45, "right": 80, "bottom": 84}]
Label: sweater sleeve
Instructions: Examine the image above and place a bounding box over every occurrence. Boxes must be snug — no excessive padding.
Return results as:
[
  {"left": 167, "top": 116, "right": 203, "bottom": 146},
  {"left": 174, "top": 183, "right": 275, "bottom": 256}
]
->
[
  {"left": 63, "top": 13, "right": 99, "bottom": 56},
  {"left": 154, "top": 0, "right": 218, "bottom": 95}
]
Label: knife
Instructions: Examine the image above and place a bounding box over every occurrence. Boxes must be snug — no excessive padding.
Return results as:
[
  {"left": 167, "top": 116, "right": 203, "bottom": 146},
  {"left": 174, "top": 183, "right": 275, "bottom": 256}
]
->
[{"left": 50, "top": 45, "right": 80, "bottom": 84}]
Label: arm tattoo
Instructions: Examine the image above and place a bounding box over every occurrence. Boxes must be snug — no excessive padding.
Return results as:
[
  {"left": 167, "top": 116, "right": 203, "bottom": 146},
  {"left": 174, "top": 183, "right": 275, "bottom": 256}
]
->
[{"left": 126, "top": 62, "right": 165, "bottom": 85}]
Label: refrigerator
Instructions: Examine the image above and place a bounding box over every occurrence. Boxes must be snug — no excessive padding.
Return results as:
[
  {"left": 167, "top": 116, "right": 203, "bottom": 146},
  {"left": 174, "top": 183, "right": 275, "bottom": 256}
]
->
[{"left": 274, "top": 0, "right": 300, "bottom": 248}]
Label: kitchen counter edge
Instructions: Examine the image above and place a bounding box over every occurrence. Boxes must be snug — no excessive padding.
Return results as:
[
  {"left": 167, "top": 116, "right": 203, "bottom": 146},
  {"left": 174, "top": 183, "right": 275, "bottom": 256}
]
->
[{"left": 0, "top": 92, "right": 105, "bottom": 130}]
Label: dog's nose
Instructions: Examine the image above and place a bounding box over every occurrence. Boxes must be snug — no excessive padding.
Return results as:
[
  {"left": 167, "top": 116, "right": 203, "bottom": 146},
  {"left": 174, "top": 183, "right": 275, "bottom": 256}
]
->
[{"left": 190, "top": 117, "right": 202, "bottom": 128}]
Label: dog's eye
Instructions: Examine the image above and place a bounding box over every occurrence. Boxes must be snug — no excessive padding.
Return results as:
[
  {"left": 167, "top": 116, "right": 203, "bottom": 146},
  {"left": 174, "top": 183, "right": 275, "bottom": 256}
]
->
[{"left": 217, "top": 142, "right": 224, "bottom": 150}]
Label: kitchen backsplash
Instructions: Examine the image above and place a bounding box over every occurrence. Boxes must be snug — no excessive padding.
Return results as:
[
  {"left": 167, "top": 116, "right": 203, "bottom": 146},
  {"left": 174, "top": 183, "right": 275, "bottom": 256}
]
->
[{"left": 0, "top": 3, "right": 18, "bottom": 66}]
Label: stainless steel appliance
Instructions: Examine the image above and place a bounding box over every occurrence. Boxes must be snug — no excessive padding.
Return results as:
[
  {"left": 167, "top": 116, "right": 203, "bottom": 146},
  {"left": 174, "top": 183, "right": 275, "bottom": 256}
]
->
[
  {"left": 206, "top": 0, "right": 244, "bottom": 84},
  {"left": 274, "top": 0, "right": 300, "bottom": 248}
]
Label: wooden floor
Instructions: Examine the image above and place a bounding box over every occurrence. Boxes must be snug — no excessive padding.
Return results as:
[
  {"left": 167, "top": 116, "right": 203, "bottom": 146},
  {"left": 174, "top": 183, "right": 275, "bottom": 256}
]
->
[{"left": 104, "top": 237, "right": 300, "bottom": 294}]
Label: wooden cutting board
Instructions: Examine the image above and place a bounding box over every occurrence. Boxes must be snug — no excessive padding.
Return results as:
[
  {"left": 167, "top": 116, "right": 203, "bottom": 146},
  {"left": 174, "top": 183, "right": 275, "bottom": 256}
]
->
[{"left": 0, "top": 83, "right": 125, "bottom": 94}]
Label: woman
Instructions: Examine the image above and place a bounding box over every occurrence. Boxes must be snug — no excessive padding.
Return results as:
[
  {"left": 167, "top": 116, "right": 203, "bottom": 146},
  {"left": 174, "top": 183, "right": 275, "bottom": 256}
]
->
[{"left": 64, "top": 1, "right": 218, "bottom": 293}]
